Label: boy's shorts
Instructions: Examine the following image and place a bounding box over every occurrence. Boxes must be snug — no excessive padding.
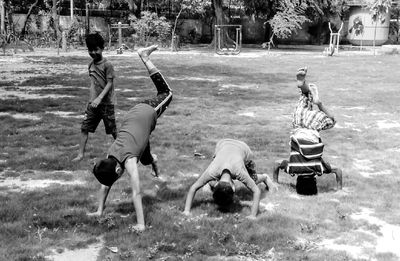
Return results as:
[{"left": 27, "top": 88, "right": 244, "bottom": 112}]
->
[{"left": 81, "top": 103, "right": 116, "bottom": 135}]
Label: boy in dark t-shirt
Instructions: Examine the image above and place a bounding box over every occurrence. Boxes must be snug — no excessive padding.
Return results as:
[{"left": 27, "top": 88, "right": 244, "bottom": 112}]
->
[{"left": 88, "top": 45, "right": 172, "bottom": 231}]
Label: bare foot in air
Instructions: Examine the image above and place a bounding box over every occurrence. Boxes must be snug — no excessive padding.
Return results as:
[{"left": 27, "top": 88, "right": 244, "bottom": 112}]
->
[{"left": 137, "top": 45, "right": 158, "bottom": 62}]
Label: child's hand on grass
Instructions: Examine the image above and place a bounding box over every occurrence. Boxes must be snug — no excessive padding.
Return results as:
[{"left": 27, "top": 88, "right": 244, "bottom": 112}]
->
[{"left": 183, "top": 210, "right": 191, "bottom": 217}]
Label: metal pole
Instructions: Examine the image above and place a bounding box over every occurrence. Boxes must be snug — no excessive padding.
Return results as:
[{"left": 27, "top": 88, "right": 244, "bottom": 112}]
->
[
  {"left": 70, "top": 0, "right": 73, "bottom": 20},
  {"left": 0, "top": 0, "right": 4, "bottom": 35},
  {"left": 118, "top": 21, "right": 122, "bottom": 47}
]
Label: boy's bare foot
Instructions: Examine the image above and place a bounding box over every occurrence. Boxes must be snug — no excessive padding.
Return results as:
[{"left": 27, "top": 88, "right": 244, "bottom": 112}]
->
[
  {"left": 137, "top": 45, "right": 158, "bottom": 62},
  {"left": 129, "top": 224, "right": 145, "bottom": 232},
  {"left": 151, "top": 154, "right": 159, "bottom": 177},
  {"left": 72, "top": 154, "right": 84, "bottom": 162},
  {"left": 87, "top": 211, "right": 102, "bottom": 217}
]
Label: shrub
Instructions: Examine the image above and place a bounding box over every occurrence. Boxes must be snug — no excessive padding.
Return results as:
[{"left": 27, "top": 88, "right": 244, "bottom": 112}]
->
[{"left": 129, "top": 11, "right": 172, "bottom": 47}]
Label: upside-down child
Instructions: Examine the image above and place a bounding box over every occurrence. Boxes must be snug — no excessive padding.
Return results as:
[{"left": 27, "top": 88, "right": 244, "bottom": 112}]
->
[
  {"left": 89, "top": 45, "right": 172, "bottom": 231},
  {"left": 73, "top": 33, "right": 117, "bottom": 162},
  {"left": 184, "top": 139, "right": 277, "bottom": 219},
  {"left": 273, "top": 67, "right": 342, "bottom": 191}
]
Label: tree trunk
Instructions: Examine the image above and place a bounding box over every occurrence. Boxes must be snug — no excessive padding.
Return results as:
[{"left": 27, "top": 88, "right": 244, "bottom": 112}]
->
[
  {"left": 211, "top": 0, "right": 230, "bottom": 47},
  {"left": 212, "top": 0, "right": 226, "bottom": 25},
  {"left": 171, "top": 7, "right": 182, "bottom": 51},
  {"left": 20, "top": 0, "right": 39, "bottom": 39},
  {"left": 4, "top": 0, "right": 13, "bottom": 35},
  {"left": 126, "top": 0, "right": 138, "bottom": 15},
  {"left": 52, "top": 0, "right": 60, "bottom": 54}
]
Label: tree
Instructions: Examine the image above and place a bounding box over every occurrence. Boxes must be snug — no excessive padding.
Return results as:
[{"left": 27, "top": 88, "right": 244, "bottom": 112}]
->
[
  {"left": 20, "top": 0, "right": 40, "bottom": 39},
  {"left": 170, "top": 0, "right": 209, "bottom": 51},
  {"left": 304, "top": 0, "right": 348, "bottom": 44},
  {"left": 267, "top": 0, "right": 309, "bottom": 44},
  {"left": 52, "top": 0, "right": 61, "bottom": 54},
  {"left": 369, "top": 0, "right": 392, "bottom": 55}
]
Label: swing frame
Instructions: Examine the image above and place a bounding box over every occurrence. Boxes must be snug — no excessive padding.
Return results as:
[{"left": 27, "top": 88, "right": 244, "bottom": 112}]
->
[{"left": 214, "top": 24, "right": 242, "bottom": 55}]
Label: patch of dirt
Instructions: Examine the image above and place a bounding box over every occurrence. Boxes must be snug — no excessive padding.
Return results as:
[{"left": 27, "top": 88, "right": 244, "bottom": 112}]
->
[
  {"left": 318, "top": 238, "right": 367, "bottom": 260},
  {"left": 47, "top": 237, "right": 104, "bottom": 261},
  {"left": 335, "top": 122, "right": 362, "bottom": 132},
  {"left": 169, "top": 76, "right": 221, "bottom": 82},
  {"left": 45, "top": 111, "right": 82, "bottom": 118},
  {"left": 319, "top": 208, "right": 400, "bottom": 260},
  {"left": 238, "top": 112, "right": 255, "bottom": 118},
  {"left": 18, "top": 85, "right": 86, "bottom": 91},
  {"left": 126, "top": 97, "right": 139, "bottom": 101},
  {"left": 353, "top": 159, "right": 373, "bottom": 172},
  {"left": 376, "top": 120, "right": 400, "bottom": 129},
  {"left": 0, "top": 177, "right": 85, "bottom": 192},
  {"left": 351, "top": 208, "right": 400, "bottom": 258},
  {"left": 0, "top": 112, "right": 41, "bottom": 120},
  {"left": 219, "top": 83, "right": 259, "bottom": 89},
  {"left": 353, "top": 159, "right": 393, "bottom": 178},
  {"left": 0, "top": 89, "right": 74, "bottom": 100}
]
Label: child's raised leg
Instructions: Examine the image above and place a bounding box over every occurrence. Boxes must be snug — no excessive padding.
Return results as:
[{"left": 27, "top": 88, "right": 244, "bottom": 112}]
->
[{"left": 137, "top": 45, "right": 172, "bottom": 118}]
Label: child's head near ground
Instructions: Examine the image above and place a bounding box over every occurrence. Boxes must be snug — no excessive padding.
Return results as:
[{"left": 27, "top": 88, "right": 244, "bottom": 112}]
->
[
  {"left": 93, "top": 157, "right": 121, "bottom": 186},
  {"left": 213, "top": 169, "right": 235, "bottom": 206},
  {"left": 213, "top": 181, "right": 234, "bottom": 206}
]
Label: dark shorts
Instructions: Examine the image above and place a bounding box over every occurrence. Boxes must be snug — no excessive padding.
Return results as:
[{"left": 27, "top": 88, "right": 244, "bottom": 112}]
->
[
  {"left": 245, "top": 161, "right": 258, "bottom": 182},
  {"left": 81, "top": 103, "right": 117, "bottom": 135}
]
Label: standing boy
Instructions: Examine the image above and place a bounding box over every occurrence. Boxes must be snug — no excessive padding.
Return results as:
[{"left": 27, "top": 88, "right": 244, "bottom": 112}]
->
[
  {"left": 89, "top": 45, "right": 172, "bottom": 231},
  {"left": 73, "top": 33, "right": 117, "bottom": 162},
  {"left": 184, "top": 139, "right": 277, "bottom": 219}
]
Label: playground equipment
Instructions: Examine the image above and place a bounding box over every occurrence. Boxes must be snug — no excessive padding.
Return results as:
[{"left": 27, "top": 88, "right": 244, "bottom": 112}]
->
[
  {"left": 214, "top": 24, "right": 242, "bottom": 55},
  {"left": 326, "top": 22, "right": 344, "bottom": 56},
  {"left": 110, "top": 21, "right": 129, "bottom": 54}
]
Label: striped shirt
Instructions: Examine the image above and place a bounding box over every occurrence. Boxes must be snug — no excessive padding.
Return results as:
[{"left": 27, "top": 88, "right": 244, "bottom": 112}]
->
[
  {"left": 88, "top": 58, "right": 116, "bottom": 105},
  {"left": 292, "top": 85, "right": 335, "bottom": 132},
  {"left": 287, "top": 129, "right": 326, "bottom": 175}
]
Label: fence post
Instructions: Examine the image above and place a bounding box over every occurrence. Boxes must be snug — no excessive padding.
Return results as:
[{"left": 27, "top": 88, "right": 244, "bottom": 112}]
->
[
  {"left": 118, "top": 21, "right": 122, "bottom": 47},
  {"left": 62, "top": 31, "right": 67, "bottom": 52}
]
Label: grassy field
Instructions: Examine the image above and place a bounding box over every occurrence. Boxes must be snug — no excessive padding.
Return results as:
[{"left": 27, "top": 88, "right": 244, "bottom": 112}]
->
[{"left": 0, "top": 47, "right": 400, "bottom": 261}]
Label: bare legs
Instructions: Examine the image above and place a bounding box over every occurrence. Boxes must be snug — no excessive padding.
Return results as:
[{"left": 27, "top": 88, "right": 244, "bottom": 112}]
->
[
  {"left": 273, "top": 160, "right": 287, "bottom": 183},
  {"left": 72, "top": 131, "right": 89, "bottom": 162},
  {"left": 272, "top": 159, "right": 342, "bottom": 190},
  {"left": 87, "top": 185, "right": 111, "bottom": 216},
  {"left": 331, "top": 167, "right": 343, "bottom": 190}
]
